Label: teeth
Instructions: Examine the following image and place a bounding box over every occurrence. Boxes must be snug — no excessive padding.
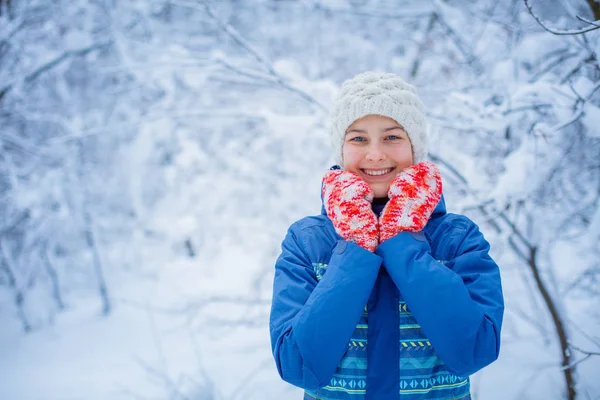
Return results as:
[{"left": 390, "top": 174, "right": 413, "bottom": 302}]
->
[{"left": 363, "top": 168, "right": 392, "bottom": 176}]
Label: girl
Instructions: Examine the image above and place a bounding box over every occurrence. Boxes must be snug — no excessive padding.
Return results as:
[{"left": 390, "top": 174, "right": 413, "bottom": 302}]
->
[{"left": 269, "top": 71, "right": 504, "bottom": 399}]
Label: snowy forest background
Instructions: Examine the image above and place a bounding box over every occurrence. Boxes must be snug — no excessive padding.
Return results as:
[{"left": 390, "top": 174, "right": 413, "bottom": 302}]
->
[{"left": 1, "top": 0, "right": 599, "bottom": 399}]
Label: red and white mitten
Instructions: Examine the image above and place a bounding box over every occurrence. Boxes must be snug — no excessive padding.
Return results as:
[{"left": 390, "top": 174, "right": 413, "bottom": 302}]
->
[
  {"left": 379, "top": 162, "right": 442, "bottom": 242},
  {"left": 322, "top": 170, "right": 379, "bottom": 252}
]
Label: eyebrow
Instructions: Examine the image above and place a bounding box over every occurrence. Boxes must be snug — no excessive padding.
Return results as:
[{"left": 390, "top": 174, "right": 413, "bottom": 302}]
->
[{"left": 345, "top": 126, "right": 405, "bottom": 135}]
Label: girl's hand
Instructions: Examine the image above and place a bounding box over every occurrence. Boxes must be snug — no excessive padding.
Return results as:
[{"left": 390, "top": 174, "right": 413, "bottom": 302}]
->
[
  {"left": 322, "top": 169, "right": 379, "bottom": 252},
  {"left": 379, "top": 162, "right": 442, "bottom": 242}
]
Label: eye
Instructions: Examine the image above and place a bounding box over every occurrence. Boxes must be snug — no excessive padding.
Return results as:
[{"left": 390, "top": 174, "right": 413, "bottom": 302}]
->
[
  {"left": 348, "top": 136, "right": 366, "bottom": 142},
  {"left": 385, "top": 135, "right": 403, "bottom": 140}
]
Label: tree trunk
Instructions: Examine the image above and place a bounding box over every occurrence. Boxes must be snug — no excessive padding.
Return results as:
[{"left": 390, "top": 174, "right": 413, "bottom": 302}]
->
[
  {"left": 527, "top": 246, "right": 576, "bottom": 400},
  {"left": 83, "top": 211, "right": 111, "bottom": 316},
  {"left": 76, "top": 139, "right": 111, "bottom": 316},
  {"left": 0, "top": 240, "right": 31, "bottom": 332},
  {"left": 410, "top": 13, "right": 437, "bottom": 78},
  {"left": 586, "top": 0, "right": 600, "bottom": 21},
  {"left": 431, "top": 153, "right": 578, "bottom": 400},
  {"left": 41, "top": 242, "right": 66, "bottom": 311},
  {"left": 0, "top": 0, "right": 12, "bottom": 18}
]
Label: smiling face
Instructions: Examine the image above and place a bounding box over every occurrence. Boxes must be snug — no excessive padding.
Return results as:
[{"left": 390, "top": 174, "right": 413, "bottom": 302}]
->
[{"left": 342, "top": 114, "right": 414, "bottom": 198}]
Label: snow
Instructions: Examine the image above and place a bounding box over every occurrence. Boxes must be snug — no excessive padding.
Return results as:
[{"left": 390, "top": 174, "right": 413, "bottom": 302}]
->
[
  {"left": 1, "top": 0, "right": 600, "bottom": 399},
  {"left": 0, "top": 300, "right": 158, "bottom": 400},
  {"left": 0, "top": 249, "right": 288, "bottom": 400},
  {"left": 583, "top": 103, "right": 600, "bottom": 137},
  {"left": 488, "top": 136, "right": 538, "bottom": 204}
]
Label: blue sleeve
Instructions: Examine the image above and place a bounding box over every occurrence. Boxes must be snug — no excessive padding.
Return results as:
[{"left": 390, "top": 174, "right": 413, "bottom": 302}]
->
[
  {"left": 375, "top": 222, "right": 504, "bottom": 376},
  {"left": 269, "top": 224, "right": 382, "bottom": 389}
]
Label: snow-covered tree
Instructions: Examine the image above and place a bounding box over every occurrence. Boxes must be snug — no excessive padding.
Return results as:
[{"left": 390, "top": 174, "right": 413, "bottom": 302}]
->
[{"left": 1, "top": 0, "right": 598, "bottom": 398}]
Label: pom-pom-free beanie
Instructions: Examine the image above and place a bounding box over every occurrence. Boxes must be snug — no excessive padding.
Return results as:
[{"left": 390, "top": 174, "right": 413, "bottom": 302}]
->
[{"left": 328, "top": 71, "right": 428, "bottom": 165}]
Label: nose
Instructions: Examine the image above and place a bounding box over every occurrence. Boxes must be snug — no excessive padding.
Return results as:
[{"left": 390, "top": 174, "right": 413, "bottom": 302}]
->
[{"left": 365, "top": 142, "right": 385, "bottom": 162}]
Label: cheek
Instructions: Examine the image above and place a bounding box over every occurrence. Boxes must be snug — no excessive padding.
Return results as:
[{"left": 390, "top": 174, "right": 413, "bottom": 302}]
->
[
  {"left": 393, "top": 145, "right": 414, "bottom": 167},
  {"left": 342, "top": 145, "right": 359, "bottom": 169}
]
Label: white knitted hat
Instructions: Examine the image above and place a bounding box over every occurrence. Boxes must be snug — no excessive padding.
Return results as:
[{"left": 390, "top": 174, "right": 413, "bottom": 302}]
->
[{"left": 328, "top": 71, "right": 428, "bottom": 165}]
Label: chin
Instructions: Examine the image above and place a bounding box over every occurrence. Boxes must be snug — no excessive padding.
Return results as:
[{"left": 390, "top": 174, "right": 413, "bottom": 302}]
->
[{"left": 372, "top": 186, "right": 390, "bottom": 199}]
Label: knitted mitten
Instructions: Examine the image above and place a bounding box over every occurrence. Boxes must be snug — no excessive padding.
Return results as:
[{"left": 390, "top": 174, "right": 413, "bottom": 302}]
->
[
  {"left": 379, "top": 162, "right": 442, "bottom": 241},
  {"left": 322, "top": 170, "right": 379, "bottom": 252}
]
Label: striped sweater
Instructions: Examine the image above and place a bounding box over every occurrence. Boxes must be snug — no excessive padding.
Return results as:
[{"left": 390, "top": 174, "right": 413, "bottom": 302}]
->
[{"left": 270, "top": 195, "right": 503, "bottom": 399}]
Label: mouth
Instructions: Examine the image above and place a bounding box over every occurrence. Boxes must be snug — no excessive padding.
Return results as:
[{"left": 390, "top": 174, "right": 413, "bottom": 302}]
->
[{"left": 360, "top": 167, "right": 395, "bottom": 179}]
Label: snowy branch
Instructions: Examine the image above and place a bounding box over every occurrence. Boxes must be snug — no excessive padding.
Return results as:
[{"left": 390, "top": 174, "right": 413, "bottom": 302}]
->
[
  {"left": 529, "top": 52, "right": 579, "bottom": 83},
  {"left": 561, "top": 343, "right": 600, "bottom": 370},
  {"left": 576, "top": 15, "right": 600, "bottom": 27},
  {"left": 47, "top": 111, "right": 265, "bottom": 144},
  {"left": 0, "top": 210, "right": 30, "bottom": 236},
  {"left": 524, "top": 0, "right": 600, "bottom": 35},
  {"left": 0, "top": 40, "right": 113, "bottom": 100},
  {"left": 172, "top": 0, "right": 326, "bottom": 111},
  {"left": 431, "top": 0, "right": 484, "bottom": 75},
  {"left": 313, "top": 2, "right": 433, "bottom": 19},
  {"left": 541, "top": 80, "right": 600, "bottom": 133}
]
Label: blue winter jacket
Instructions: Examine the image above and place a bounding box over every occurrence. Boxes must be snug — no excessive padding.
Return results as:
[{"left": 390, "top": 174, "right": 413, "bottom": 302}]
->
[{"left": 269, "top": 195, "right": 504, "bottom": 399}]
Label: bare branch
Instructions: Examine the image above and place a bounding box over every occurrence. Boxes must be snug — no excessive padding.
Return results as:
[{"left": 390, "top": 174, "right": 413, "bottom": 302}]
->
[
  {"left": 561, "top": 354, "right": 592, "bottom": 370},
  {"left": 524, "top": 0, "right": 600, "bottom": 35},
  {"left": 410, "top": 13, "right": 438, "bottom": 78},
  {"left": 228, "top": 357, "right": 273, "bottom": 400},
  {"left": 0, "top": 209, "right": 30, "bottom": 236},
  {"left": 526, "top": 246, "right": 576, "bottom": 398},
  {"left": 0, "top": 40, "right": 113, "bottom": 100},
  {"left": 0, "top": 237, "right": 31, "bottom": 332},
  {"left": 585, "top": 82, "right": 600, "bottom": 100},
  {"left": 569, "top": 343, "right": 600, "bottom": 357},
  {"left": 47, "top": 111, "right": 265, "bottom": 144},
  {"left": 549, "top": 108, "right": 584, "bottom": 131},
  {"left": 528, "top": 52, "right": 579, "bottom": 83},
  {"left": 431, "top": 0, "right": 484, "bottom": 75},
  {"left": 0, "top": 131, "right": 46, "bottom": 158},
  {"left": 196, "top": 0, "right": 278, "bottom": 77},
  {"left": 133, "top": 356, "right": 193, "bottom": 400},
  {"left": 566, "top": 318, "right": 600, "bottom": 348},
  {"left": 314, "top": 2, "right": 433, "bottom": 19},
  {"left": 502, "top": 104, "right": 553, "bottom": 115},
  {"left": 41, "top": 241, "right": 66, "bottom": 311},
  {"left": 560, "top": 55, "right": 596, "bottom": 84},
  {"left": 576, "top": 15, "right": 600, "bottom": 27},
  {"left": 507, "top": 305, "right": 552, "bottom": 337},
  {"left": 539, "top": 80, "right": 600, "bottom": 134},
  {"left": 171, "top": 0, "right": 326, "bottom": 111}
]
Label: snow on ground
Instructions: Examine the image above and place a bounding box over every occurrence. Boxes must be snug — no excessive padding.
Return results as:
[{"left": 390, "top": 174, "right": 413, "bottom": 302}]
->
[
  {"left": 1, "top": 202, "right": 599, "bottom": 400},
  {"left": 2, "top": 242, "right": 599, "bottom": 400},
  {"left": 0, "top": 242, "right": 295, "bottom": 400}
]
